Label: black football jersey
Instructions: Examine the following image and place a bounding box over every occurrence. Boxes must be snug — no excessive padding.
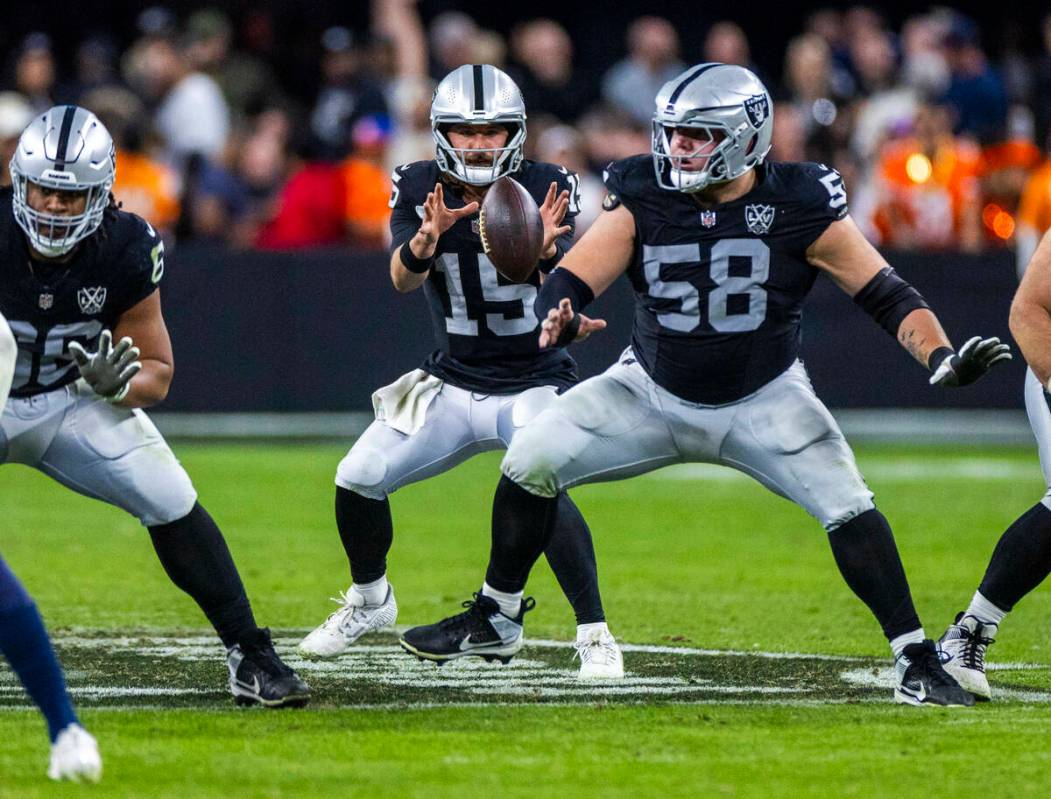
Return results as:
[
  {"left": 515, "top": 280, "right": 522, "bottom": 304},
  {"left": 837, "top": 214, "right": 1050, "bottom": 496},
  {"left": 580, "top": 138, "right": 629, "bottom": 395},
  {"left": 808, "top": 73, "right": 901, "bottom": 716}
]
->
[
  {"left": 0, "top": 188, "right": 164, "bottom": 398},
  {"left": 603, "top": 156, "right": 849, "bottom": 405},
  {"left": 389, "top": 159, "right": 580, "bottom": 394}
]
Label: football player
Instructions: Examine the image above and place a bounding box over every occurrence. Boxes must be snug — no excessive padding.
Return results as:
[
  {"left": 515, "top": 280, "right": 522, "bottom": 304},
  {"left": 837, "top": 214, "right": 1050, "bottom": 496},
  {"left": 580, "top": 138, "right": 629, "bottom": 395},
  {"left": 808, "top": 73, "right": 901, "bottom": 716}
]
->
[
  {"left": 400, "top": 64, "right": 1011, "bottom": 706},
  {"left": 0, "top": 311, "right": 100, "bottom": 782},
  {"left": 0, "top": 106, "right": 309, "bottom": 707},
  {"left": 298, "top": 65, "right": 623, "bottom": 678},
  {"left": 939, "top": 229, "right": 1051, "bottom": 700}
]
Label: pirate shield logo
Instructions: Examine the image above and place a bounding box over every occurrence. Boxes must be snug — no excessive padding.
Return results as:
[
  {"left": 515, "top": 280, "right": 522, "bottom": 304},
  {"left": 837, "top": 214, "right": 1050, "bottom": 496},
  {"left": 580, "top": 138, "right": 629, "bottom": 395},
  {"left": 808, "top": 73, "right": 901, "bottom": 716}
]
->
[{"left": 743, "top": 95, "right": 770, "bottom": 129}]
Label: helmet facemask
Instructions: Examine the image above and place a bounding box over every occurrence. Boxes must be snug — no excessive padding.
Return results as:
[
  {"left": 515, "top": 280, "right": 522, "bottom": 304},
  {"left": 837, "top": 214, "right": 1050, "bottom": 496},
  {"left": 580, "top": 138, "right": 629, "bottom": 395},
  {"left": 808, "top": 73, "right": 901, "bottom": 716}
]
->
[
  {"left": 11, "top": 169, "right": 111, "bottom": 258},
  {"left": 652, "top": 121, "right": 745, "bottom": 192},
  {"left": 433, "top": 120, "right": 526, "bottom": 186}
]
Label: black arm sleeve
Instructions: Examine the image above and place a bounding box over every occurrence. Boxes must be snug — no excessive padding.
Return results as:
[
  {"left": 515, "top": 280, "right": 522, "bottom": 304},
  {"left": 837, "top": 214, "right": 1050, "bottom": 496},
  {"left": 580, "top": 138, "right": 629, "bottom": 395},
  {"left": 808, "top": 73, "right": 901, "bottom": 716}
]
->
[
  {"left": 534, "top": 268, "right": 595, "bottom": 320},
  {"left": 852, "top": 267, "right": 930, "bottom": 337}
]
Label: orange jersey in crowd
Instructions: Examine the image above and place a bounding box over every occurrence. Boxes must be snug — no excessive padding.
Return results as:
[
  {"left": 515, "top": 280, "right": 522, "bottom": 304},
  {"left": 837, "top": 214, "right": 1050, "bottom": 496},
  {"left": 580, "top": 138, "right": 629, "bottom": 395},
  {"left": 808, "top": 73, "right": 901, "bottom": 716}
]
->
[
  {"left": 341, "top": 156, "right": 391, "bottom": 245},
  {"left": 872, "top": 137, "right": 981, "bottom": 249},
  {"left": 1017, "top": 161, "right": 1051, "bottom": 235},
  {"left": 112, "top": 150, "right": 181, "bottom": 232}
]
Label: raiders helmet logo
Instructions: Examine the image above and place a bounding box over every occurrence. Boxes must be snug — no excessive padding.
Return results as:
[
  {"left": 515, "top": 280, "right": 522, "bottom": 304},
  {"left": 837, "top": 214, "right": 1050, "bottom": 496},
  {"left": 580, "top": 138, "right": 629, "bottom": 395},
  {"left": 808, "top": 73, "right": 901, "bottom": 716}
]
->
[
  {"left": 744, "top": 95, "right": 770, "bottom": 129},
  {"left": 745, "top": 204, "right": 776, "bottom": 235}
]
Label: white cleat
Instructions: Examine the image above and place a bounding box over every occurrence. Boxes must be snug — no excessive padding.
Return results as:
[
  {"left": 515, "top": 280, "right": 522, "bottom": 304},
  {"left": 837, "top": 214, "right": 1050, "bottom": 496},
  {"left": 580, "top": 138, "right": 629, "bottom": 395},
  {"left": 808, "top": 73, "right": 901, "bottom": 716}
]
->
[
  {"left": 48, "top": 724, "right": 102, "bottom": 783},
  {"left": 297, "top": 585, "right": 398, "bottom": 658},
  {"left": 575, "top": 628, "right": 625, "bottom": 680},
  {"left": 939, "top": 612, "right": 996, "bottom": 701}
]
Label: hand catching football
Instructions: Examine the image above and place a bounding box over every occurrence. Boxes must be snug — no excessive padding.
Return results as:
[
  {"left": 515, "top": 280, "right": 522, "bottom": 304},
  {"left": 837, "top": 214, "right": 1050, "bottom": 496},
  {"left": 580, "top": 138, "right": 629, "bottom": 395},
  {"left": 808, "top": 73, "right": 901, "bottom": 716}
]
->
[{"left": 479, "top": 176, "right": 546, "bottom": 282}]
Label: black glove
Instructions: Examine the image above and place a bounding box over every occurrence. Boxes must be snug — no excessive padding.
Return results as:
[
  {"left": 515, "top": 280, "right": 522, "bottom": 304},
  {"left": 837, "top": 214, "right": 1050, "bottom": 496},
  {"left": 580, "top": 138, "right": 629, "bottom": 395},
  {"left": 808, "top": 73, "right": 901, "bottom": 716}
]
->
[{"left": 929, "top": 336, "right": 1012, "bottom": 387}]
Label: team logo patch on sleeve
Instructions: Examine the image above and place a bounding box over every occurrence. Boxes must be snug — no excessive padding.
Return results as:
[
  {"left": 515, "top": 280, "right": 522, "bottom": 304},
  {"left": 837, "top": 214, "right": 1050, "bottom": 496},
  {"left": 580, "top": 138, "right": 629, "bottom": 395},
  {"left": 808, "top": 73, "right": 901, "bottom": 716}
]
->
[
  {"left": 602, "top": 192, "right": 621, "bottom": 211},
  {"left": 745, "top": 204, "right": 775, "bottom": 235},
  {"left": 77, "top": 286, "right": 107, "bottom": 315},
  {"left": 744, "top": 95, "right": 770, "bottom": 129}
]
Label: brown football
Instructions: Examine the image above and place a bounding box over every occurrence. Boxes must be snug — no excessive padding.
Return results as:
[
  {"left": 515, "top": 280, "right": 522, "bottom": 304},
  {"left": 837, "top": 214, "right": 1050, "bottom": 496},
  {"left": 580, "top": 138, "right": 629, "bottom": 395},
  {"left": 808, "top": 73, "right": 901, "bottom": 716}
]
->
[{"left": 479, "top": 176, "right": 544, "bottom": 283}]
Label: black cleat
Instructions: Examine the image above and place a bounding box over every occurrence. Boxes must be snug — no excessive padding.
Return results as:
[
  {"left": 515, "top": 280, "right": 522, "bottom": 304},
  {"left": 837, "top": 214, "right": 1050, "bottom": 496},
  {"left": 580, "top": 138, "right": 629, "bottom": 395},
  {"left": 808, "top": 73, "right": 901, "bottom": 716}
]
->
[
  {"left": 227, "top": 628, "right": 311, "bottom": 708},
  {"left": 894, "top": 639, "right": 975, "bottom": 707},
  {"left": 399, "top": 592, "right": 535, "bottom": 665}
]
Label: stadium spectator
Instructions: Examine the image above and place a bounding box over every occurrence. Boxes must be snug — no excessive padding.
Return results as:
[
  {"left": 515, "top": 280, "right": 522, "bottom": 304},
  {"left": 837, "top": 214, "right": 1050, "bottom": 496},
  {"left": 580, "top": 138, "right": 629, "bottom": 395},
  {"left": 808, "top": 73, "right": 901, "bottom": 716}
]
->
[
  {"left": 781, "top": 33, "right": 843, "bottom": 164},
  {"left": 183, "top": 8, "right": 278, "bottom": 125},
  {"left": 1012, "top": 140, "right": 1051, "bottom": 275},
  {"left": 850, "top": 27, "right": 918, "bottom": 166},
  {"left": 132, "top": 32, "right": 231, "bottom": 166},
  {"left": 770, "top": 103, "right": 807, "bottom": 162},
  {"left": 14, "top": 33, "right": 59, "bottom": 113},
  {"left": 803, "top": 9, "right": 857, "bottom": 100},
  {"left": 341, "top": 115, "right": 393, "bottom": 248},
  {"left": 703, "top": 22, "right": 752, "bottom": 70},
  {"left": 577, "top": 105, "right": 649, "bottom": 175},
  {"left": 508, "top": 19, "right": 597, "bottom": 125},
  {"left": 977, "top": 108, "right": 1042, "bottom": 249},
  {"left": 310, "top": 27, "right": 389, "bottom": 162},
  {"left": 69, "top": 36, "right": 122, "bottom": 102},
  {"left": 602, "top": 17, "right": 684, "bottom": 125},
  {"left": 255, "top": 130, "right": 348, "bottom": 250},
  {"left": 370, "top": 0, "right": 433, "bottom": 170},
  {"left": 939, "top": 15, "right": 1008, "bottom": 142},
  {"left": 0, "top": 93, "right": 34, "bottom": 188},
  {"left": 900, "top": 13, "right": 951, "bottom": 97},
  {"left": 871, "top": 101, "right": 983, "bottom": 251},
  {"left": 428, "top": 12, "right": 479, "bottom": 80},
  {"left": 535, "top": 124, "right": 604, "bottom": 234},
  {"left": 85, "top": 87, "right": 182, "bottom": 237}
]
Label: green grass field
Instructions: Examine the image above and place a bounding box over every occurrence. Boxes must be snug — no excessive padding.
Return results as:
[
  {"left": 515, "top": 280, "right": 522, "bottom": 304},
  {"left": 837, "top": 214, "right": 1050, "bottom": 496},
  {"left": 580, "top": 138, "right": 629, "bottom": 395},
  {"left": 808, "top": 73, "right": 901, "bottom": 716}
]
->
[{"left": 1, "top": 442, "right": 1050, "bottom": 797}]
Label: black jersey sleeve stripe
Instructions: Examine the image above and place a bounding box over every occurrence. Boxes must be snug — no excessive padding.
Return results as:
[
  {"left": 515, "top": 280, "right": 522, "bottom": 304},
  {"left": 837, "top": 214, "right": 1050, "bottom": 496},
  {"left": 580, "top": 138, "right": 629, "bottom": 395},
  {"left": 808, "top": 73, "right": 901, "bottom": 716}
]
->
[
  {"left": 54, "top": 105, "right": 78, "bottom": 170},
  {"left": 473, "top": 64, "right": 485, "bottom": 112},
  {"left": 666, "top": 63, "right": 721, "bottom": 109}
]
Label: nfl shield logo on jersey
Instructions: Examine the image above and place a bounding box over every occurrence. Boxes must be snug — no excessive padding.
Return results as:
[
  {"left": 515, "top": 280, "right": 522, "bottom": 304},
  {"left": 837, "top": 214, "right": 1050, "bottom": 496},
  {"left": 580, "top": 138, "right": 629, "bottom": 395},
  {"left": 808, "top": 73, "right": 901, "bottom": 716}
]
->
[
  {"left": 745, "top": 204, "right": 776, "bottom": 235},
  {"left": 39, "top": 292, "right": 54, "bottom": 310},
  {"left": 77, "top": 286, "right": 107, "bottom": 315},
  {"left": 700, "top": 210, "right": 717, "bottom": 228}
]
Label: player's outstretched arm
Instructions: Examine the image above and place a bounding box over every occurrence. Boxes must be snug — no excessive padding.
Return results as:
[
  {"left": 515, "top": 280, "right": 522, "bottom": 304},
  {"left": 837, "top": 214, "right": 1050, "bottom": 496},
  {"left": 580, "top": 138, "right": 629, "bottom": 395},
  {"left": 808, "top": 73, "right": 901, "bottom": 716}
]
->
[
  {"left": 1011, "top": 229, "right": 1051, "bottom": 386},
  {"left": 807, "top": 215, "right": 1011, "bottom": 385},
  {"left": 535, "top": 204, "right": 635, "bottom": 347},
  {"left": 77, "top": 291, "right": 173, "bottom": 408}
]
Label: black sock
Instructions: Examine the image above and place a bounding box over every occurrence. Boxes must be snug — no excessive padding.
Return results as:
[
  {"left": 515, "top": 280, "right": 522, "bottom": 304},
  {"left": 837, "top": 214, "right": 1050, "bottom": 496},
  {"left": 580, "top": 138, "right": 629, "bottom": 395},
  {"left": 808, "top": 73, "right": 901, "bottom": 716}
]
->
[
  {"left": 148, "top": 502, "right": 257, "bottom": 648},
  {"left": 978, "top": 502, "right": 1051, "bottom": 612},
  {"left": 827, "top": 508, "right": 921, "bottom": 641},
  {"left": 336, "top": 487, "right": 393, "bottom": 584},
  {"left": 543, "top": 493, "right": 605, "bottom": 624},
  {"left": 485, "top": 475, "right": 559, "bottom": 593}
]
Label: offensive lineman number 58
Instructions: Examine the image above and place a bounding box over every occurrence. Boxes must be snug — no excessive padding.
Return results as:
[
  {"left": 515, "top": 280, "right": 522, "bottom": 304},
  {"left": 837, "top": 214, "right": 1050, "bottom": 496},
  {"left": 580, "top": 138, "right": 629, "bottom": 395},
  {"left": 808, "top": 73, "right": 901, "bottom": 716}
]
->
[{"left": 643, "top": 239, "right": 770, "bottom": 333}]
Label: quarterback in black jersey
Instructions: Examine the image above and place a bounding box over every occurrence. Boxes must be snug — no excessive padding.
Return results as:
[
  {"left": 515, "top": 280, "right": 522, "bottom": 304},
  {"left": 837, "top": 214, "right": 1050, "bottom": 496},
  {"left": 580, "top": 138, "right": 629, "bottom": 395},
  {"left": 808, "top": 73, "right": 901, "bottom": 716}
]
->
[
  {"left": 0, "top": 106, "right": 309, "bottom": 708},
  {"left": 402, "top": 64, "right": 1012, "bottom": 705},
  {"left": 299, "top": 65, "right": 623, "bottom": 677}
]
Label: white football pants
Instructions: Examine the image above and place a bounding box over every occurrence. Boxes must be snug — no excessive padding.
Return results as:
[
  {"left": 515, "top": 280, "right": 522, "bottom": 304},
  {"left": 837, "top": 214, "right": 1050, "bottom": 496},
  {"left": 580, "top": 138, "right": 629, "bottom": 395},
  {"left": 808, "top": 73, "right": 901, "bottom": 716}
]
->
[
  {"left": 1, "top": 380, "right": 197, "bottom": 526},
  {"left": 502, "top": 350, "right": 875, "bottom": 531},
  {"left": 1023, "top": 367, "right": 1051, "bottom": 510},
  {"left": 336, "top": 379, "right": 559, "bottom": 500}
]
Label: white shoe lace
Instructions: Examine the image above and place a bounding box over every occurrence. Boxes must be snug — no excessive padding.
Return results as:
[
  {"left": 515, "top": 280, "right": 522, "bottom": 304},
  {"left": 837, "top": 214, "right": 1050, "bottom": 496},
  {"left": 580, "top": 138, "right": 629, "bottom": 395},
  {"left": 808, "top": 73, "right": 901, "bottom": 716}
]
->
[
  {"left": 575, "top": 630, "right": 619, "bottom": 666},
  {"left": 319, "top": 589, "right": 365, "bottom": 633}
]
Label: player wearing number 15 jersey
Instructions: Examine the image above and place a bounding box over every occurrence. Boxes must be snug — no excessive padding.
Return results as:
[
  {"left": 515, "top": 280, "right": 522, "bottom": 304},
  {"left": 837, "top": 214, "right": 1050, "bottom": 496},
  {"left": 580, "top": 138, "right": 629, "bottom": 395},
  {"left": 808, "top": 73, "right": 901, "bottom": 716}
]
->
[
  {"left": 298, "top": 65, "right": 622, "bottom": 677},
  {"left": 401, "top": 63, "right": 1012, "bottom": 704}
]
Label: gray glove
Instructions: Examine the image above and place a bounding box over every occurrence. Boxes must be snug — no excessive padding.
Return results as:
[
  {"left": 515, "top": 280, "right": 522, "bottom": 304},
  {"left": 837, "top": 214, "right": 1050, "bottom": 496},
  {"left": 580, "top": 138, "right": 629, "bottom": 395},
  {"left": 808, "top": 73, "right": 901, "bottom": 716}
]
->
[{"left": 68, "top": 330, "right": 142, "bottom": 402}]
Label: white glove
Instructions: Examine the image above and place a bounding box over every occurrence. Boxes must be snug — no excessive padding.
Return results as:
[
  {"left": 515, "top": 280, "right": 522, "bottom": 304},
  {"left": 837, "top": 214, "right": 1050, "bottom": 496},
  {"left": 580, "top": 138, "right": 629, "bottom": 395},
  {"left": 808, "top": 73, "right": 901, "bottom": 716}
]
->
[{"left": 68, "top": 330, "right": 141, "bottom": 403}]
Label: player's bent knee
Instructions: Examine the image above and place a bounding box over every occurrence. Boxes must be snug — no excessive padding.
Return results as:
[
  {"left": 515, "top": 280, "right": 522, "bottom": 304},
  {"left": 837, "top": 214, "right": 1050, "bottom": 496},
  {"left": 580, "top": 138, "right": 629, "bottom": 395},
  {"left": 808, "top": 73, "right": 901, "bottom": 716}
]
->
[
  {"left": 138, "top": 477, "right": 198, "bottom": 527},
  {"left": 823, "top": 494, "right": 877, "bottom": 532},
  {"left": 335, "top": 446, "right": 390, "bottom": 500},
  {"left": 501, "top": 436, "right": 561, "bottom": 498}
]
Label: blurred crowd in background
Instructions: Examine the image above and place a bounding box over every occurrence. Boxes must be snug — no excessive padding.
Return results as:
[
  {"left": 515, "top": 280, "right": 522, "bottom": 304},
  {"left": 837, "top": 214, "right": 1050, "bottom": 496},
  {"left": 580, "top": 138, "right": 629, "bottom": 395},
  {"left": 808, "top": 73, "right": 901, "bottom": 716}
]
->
[{"left": 2, "top": 1, "right": 1051, "bottom": 270}]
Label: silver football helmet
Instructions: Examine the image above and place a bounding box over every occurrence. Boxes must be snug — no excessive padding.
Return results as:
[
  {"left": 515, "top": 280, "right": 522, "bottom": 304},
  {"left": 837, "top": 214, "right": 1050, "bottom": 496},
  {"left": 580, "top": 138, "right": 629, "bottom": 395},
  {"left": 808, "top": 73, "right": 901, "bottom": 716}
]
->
[
  {"left": 431, "top": 64, "right": 526, "bottom": 186},
  {"left": 652, "top": 63, "right": 773, "bottom": 193},
  {"left": 10, "top": 105, "right": 116, "bottom": 257}
]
